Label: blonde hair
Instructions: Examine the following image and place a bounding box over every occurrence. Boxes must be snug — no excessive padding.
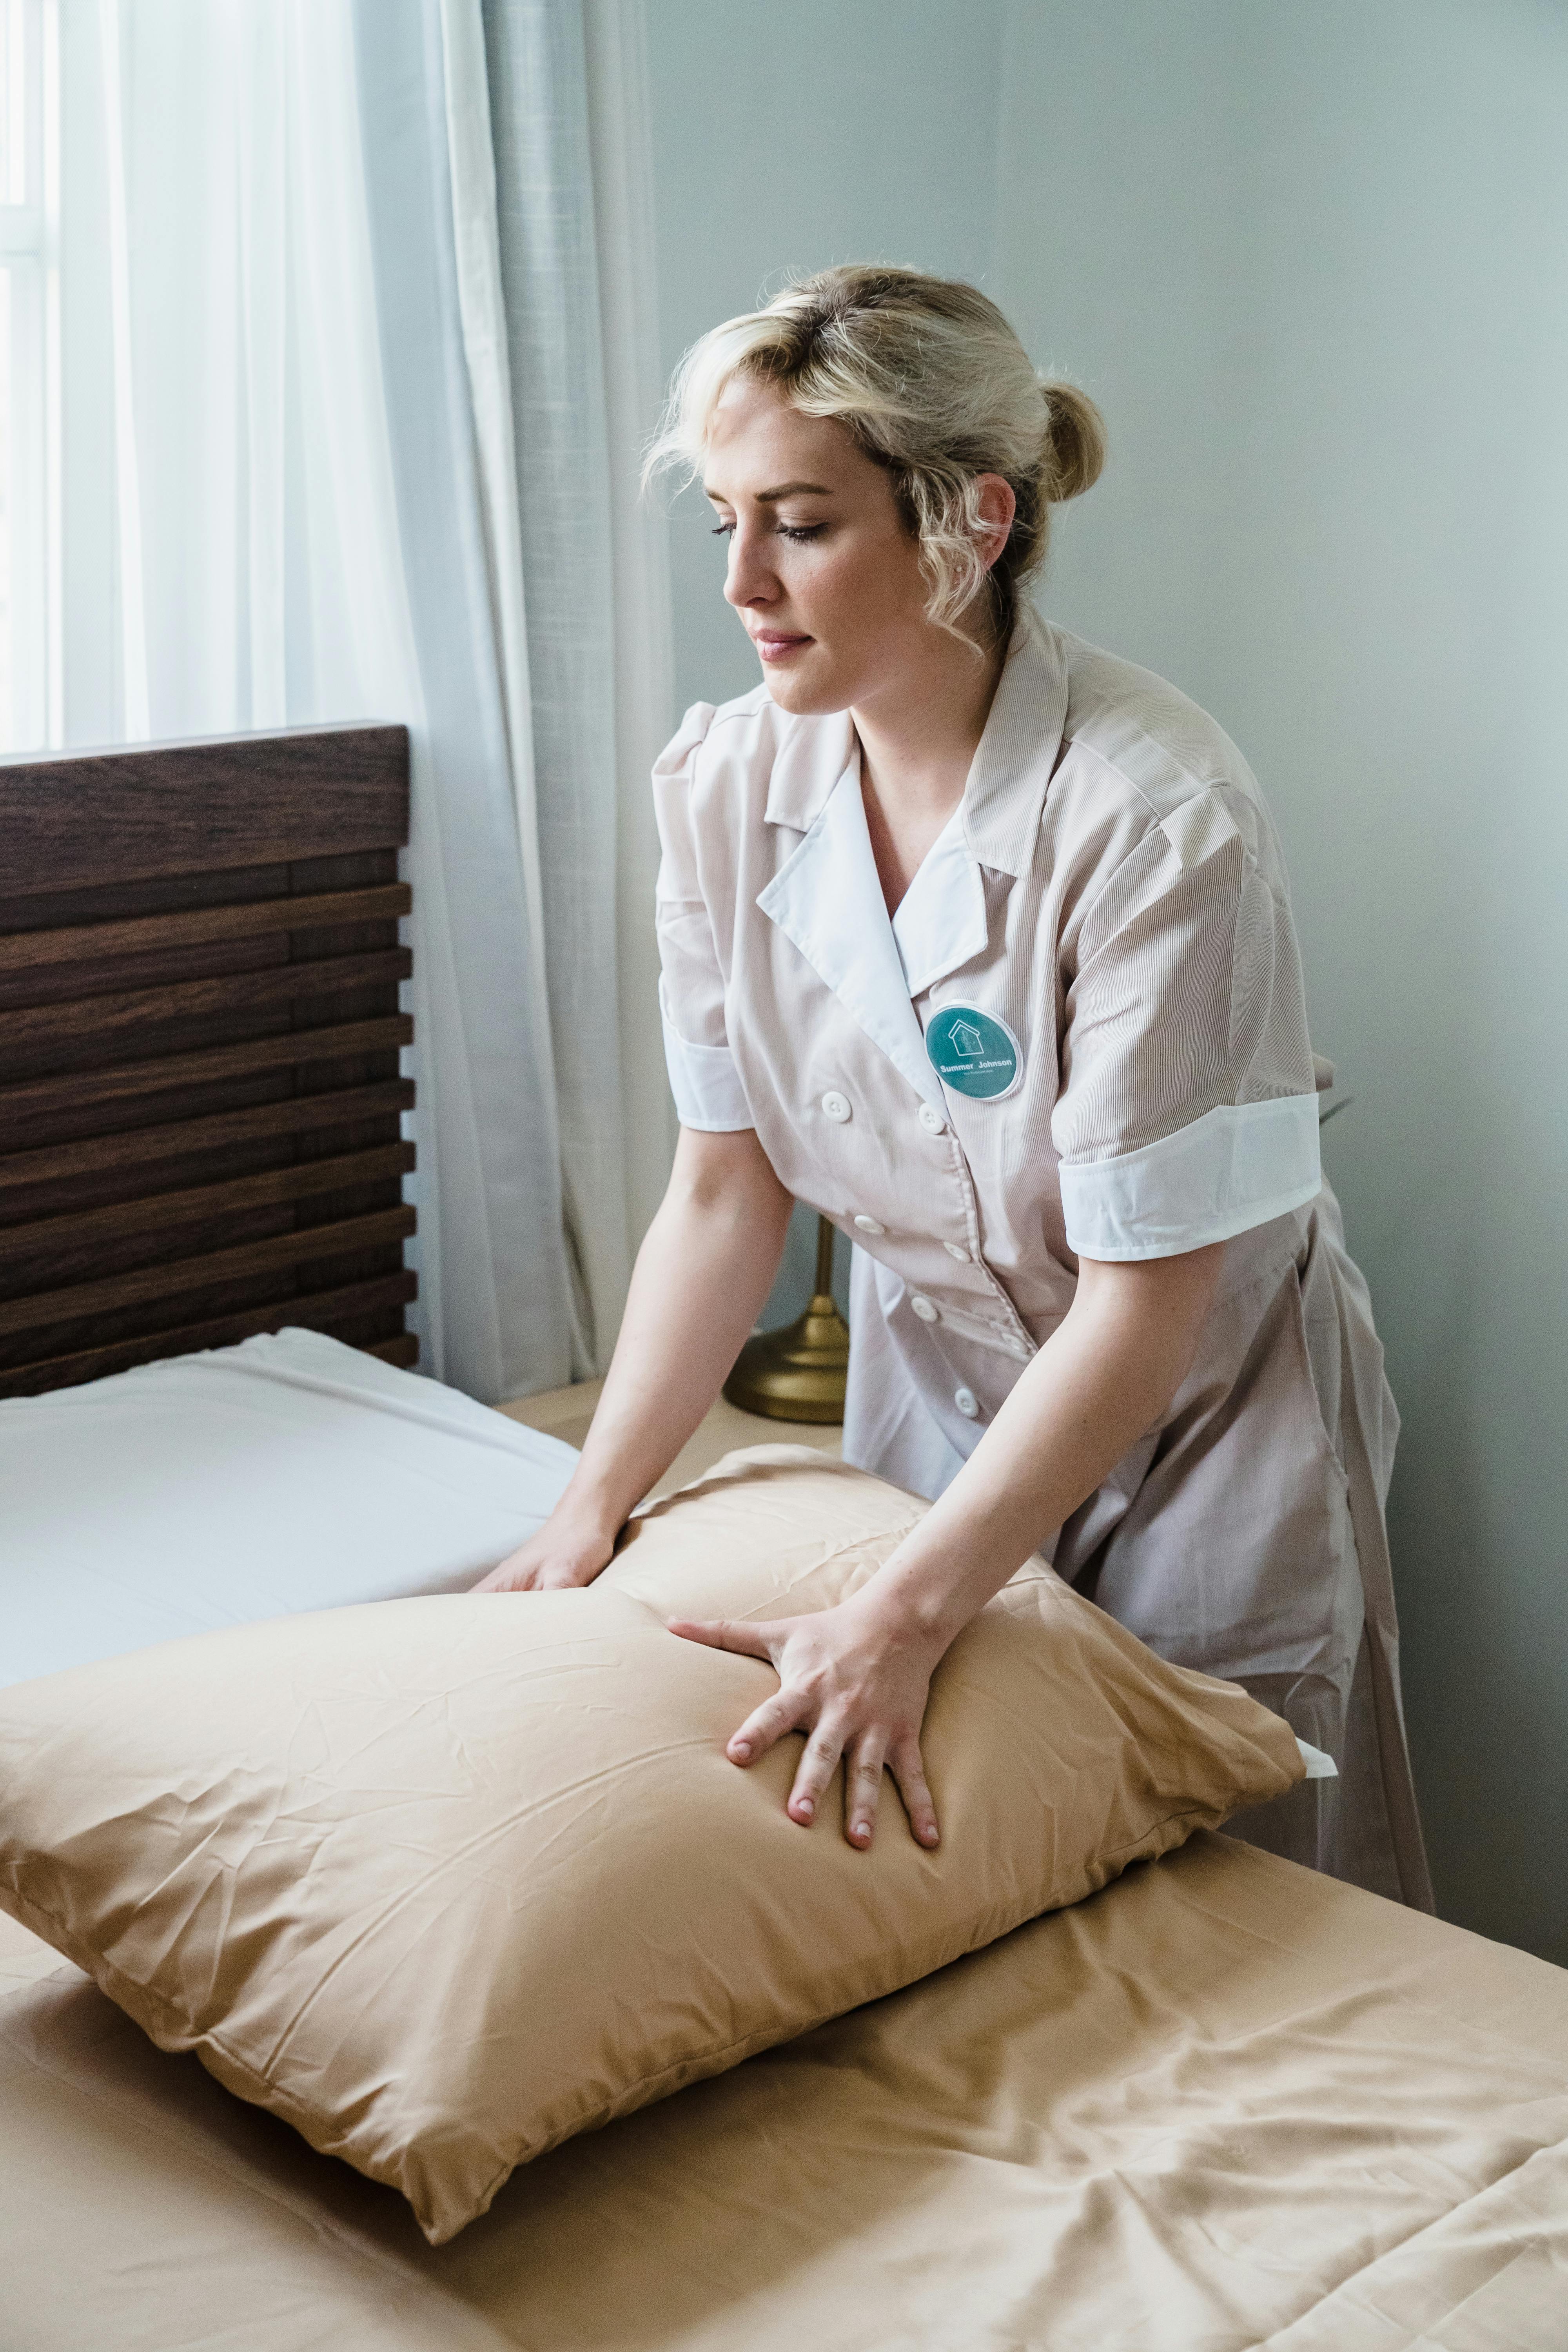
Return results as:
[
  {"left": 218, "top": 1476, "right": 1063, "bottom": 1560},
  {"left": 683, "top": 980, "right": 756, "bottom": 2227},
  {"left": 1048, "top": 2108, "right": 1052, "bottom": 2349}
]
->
[{"left": 644, "top": 264, "right": 1105, "bottom": 648}]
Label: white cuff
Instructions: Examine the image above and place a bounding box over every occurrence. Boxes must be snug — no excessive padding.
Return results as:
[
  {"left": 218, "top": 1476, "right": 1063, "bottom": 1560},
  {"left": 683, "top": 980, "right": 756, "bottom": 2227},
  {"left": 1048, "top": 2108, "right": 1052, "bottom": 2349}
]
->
[
  {"left": 1059, "top": 1094, "right": 1321, "bottom": 1261},
  {"left": 660, "top": 991, "right": 753, "bottom": 1132}
]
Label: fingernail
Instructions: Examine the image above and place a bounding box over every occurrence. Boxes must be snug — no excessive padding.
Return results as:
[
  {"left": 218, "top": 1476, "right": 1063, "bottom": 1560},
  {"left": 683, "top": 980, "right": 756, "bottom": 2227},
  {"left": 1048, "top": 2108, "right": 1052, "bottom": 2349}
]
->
[
  {"left": 796, "top": 1798, "right": 813, "bottom": 1820},
  {"left": 853, "top": 1822, "right": 869, "bottom": 1842},
  {"left": 922, "top": 1824, "right": 940, "bottom": 1845},
  {"left": 730, "top": 1742, "right": 750, "bottom": 1760}
]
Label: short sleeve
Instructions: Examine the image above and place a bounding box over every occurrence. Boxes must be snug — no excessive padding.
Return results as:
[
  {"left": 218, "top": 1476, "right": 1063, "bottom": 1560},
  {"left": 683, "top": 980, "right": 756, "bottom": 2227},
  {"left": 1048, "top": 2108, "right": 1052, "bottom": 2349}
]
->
[
  {"left": 652, "top": 706, "right": 753, "bottom": 1132},
  {"left": 1054, "top": 785, "right": 1320, "bottom": 1259}
]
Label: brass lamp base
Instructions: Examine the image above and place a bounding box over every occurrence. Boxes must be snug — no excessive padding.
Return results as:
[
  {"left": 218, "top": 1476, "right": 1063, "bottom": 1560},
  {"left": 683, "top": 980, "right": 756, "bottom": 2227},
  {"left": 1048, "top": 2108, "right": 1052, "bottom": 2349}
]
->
[{"left": 723, "top": 1213, "right": 849, "bottom": 1424}]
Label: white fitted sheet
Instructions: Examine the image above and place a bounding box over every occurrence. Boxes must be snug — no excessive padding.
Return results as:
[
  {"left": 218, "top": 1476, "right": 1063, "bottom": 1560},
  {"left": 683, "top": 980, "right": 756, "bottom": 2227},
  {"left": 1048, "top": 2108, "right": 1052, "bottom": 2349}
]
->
[{"left": 0, "top": 1329, "right": 576, "bottom": 1689}]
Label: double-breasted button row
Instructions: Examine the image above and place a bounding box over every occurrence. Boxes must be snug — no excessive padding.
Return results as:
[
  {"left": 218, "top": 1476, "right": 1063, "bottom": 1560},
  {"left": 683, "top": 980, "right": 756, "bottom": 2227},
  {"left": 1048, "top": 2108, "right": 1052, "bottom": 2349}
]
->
[
  {"left": 818, "top": 1089, "right": 947, "bottom": 1142},
  {"left": 815, "top": 1087, "right": 974, "bottom": 1268}
]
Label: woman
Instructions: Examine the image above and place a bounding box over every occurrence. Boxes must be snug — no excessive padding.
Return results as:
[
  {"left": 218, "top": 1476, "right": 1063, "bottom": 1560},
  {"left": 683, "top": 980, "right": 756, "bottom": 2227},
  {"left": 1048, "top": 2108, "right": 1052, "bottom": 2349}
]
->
[{"left": 478, "top": 267, "right": 1431, "bottom": 1910}]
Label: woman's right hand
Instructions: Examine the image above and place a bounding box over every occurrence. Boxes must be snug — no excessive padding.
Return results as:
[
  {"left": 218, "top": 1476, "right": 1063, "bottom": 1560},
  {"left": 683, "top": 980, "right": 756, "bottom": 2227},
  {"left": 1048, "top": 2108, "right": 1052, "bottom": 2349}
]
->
[
  {"left": 468, "top": 1133, "right": 794, "bottom": 1597},
  {"left": 472, "top": 1508, "right": 618, "bottom": 1594}
]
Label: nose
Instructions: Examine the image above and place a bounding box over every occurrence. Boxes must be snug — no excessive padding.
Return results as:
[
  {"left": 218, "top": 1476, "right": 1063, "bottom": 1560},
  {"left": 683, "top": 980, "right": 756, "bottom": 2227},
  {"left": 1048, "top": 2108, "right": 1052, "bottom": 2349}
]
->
[{"left": 722, "top": 521, "right": 777, "bottom": 612}]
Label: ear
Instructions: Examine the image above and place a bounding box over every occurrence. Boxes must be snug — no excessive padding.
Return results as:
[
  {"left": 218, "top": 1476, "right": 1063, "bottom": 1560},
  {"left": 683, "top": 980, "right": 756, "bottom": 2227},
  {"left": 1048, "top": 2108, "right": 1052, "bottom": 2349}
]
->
[{"left": 973, "top": 474, "right": 1017, "bottom": 572}]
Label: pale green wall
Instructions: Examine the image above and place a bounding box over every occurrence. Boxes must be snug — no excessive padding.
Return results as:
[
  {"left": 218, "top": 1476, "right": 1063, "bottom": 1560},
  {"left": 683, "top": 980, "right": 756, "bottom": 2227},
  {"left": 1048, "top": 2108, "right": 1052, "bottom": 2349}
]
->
[
  {"left": 644, "top": 0, "right": 1568, "bottom": 1962},
  {"left": 991, "top": 0, "right": 1568, "bottom": 1964}
]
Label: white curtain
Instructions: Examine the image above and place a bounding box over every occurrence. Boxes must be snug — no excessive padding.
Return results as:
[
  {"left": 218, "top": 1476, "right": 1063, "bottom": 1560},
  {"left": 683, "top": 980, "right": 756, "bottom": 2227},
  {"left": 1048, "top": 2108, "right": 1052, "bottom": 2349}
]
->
[
  {"left": 475, "top": 0, "right": 677, "bottom": 1365},
  {"left": 79, "top": 0, "right": 669, "bottom": 1398}
]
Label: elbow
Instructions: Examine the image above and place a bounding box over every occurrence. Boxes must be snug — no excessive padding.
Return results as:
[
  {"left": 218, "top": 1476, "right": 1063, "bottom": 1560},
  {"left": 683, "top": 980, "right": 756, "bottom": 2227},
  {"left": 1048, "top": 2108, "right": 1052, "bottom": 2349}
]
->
[{"left": 1074, "top": 1241, "right": 1225, "bottom": 1415}]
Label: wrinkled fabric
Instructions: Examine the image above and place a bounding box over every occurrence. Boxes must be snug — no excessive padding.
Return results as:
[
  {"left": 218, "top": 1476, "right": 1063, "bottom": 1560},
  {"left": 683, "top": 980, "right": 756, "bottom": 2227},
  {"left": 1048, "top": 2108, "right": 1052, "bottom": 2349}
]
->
[
  {"left": 0, "top": 1449, "right": 1300, "bottom": 2245},
  {"left": 2, "top": 1833, "right": 1563, "bottom": 2351},
  {"left": 652, "top": 612, "right": 1430, "bottom": 1910}
]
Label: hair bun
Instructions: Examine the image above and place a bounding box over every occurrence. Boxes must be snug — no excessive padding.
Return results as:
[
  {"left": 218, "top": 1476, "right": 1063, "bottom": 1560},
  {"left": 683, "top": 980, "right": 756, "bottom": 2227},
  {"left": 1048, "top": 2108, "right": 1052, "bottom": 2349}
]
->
[{"left": 1040, "top": 379, "right": 1106, "bottom": 502}]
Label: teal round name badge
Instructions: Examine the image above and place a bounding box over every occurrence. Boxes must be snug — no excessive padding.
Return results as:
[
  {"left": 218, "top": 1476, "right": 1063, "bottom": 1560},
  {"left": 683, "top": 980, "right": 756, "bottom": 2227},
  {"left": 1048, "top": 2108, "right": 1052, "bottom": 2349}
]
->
[{"left": 925, "top": 1002, "right": 1022, "bottom": 1101}]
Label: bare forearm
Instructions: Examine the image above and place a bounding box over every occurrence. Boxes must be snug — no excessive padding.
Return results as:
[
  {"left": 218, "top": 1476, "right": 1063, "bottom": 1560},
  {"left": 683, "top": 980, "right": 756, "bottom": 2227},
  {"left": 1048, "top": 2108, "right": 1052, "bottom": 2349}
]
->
[
  {"left": 864, "top": 1247, "right": 1224, "bottom": 1648},
  {"left": 556, "top": 1131, "right": 793, "bottom": 1539}
]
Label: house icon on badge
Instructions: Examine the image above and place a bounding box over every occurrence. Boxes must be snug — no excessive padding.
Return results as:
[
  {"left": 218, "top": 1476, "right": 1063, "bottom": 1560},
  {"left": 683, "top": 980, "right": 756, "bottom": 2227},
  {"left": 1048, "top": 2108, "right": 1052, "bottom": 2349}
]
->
[{"left": 951, "top": 1020, "right": 985, "bottom": 1059}]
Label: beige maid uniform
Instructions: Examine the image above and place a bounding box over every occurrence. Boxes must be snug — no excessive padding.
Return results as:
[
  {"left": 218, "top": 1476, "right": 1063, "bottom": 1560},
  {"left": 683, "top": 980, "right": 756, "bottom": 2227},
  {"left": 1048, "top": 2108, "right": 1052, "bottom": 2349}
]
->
[{"left": 653, "top": 608, "right": 1431, "bottom": 1907}]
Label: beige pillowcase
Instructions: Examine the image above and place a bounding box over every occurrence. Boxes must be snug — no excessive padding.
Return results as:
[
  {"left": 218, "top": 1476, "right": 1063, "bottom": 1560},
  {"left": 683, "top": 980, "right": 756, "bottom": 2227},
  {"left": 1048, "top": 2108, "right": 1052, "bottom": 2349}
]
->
[{"left": 0, "top": 1447, "right": 1302, "bottom": 2245}]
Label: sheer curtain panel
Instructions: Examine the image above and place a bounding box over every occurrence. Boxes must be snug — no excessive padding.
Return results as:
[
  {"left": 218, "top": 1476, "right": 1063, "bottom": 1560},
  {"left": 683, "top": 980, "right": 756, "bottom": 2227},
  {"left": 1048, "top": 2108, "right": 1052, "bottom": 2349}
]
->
[
  {"left": 81, "top": 0, "right": 576, "bottom": 1401},
  {"left": 478, "top": 0, "right": 676, "bottom": 1367}
]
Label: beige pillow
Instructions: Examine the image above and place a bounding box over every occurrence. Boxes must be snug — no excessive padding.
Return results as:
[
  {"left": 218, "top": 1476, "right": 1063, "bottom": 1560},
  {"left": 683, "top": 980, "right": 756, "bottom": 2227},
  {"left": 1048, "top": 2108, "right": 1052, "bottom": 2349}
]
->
[{"left": 0, "top": 1447, "right": 1301, "bottom": 2245}]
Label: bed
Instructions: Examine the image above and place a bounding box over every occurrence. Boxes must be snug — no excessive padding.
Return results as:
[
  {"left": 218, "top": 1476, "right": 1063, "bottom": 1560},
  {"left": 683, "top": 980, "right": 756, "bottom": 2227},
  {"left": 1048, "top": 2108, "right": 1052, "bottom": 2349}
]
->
[
  {"left": 6, "top": 1406, "right": 1568, "bottom": 2352},
  {"left": 2, "top": 731, "right": 1565, "bottom": 2352}
]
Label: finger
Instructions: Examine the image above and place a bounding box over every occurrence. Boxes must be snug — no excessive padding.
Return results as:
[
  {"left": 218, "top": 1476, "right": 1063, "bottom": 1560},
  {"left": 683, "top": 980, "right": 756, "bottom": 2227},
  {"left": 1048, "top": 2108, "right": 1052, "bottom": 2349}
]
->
[
  {"left": 843, "top": 1731, "right": 888, "bottom": 1851},
  {"left": 788, "top": 1722, "right": 845, "bottom": 1828},
  {"left": 473, "top": 1558, "right": 589, "bottom": 1594},
  {"left": 889, "top": 1737, "right": 940, "bottom": 1849},
  {"left": 471, "top": 1557, "right": 539, "bottom": 1593},
  {"left": 665, "top": 1616, "right": 777, "bottom": 1662},
  {"left": 725, "top": 1685, "right": 810, "bottom": 1766}
]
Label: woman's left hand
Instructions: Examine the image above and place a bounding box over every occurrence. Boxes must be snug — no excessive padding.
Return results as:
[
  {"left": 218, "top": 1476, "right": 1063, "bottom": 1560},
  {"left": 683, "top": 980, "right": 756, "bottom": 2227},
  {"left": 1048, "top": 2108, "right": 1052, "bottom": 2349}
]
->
[{"left": 666, "top": 1597, "right": 944, "bottom": 1851}]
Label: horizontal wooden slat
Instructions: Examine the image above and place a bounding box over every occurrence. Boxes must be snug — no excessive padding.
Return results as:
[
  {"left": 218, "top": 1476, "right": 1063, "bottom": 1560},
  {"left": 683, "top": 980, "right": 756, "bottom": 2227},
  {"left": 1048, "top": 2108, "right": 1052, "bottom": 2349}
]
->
[
  {"left": 0, "top": 1142, "right": 415, "bottom": 1267},
  {"left": 0, "top": 947, "right": 411, "bottom": 1052},
  {"left": 0, "top": 1205, "right": 416, "bottom": 1338},
  {"left": 0, "top": 1271, "right": 419, "bottom": 1398},
  {"left": 0, "top": 1080, "right": 414, "bottom": 1192},
  {"left": 0, "top": 1016, "right": 413, "bottom": 1126},
  {"left": 0, "top": 882, "right": 411, "bottom": 975},
  {"left": 0, "top": 935, "right": 296, "bottom": 1020},
  {"left": 0, "top": 860, "right": 291, "bottom": 938},
  {"left": 0, "top": 725, "right": 409, "bottom": 895},
  {"left": 0, "top": 848, "right": 401, "bottom": 940}
]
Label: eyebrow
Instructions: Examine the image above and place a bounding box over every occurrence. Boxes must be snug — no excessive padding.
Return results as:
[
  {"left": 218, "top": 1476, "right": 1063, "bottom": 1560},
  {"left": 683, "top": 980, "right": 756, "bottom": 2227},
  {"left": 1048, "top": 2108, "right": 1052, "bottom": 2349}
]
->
[{"left": 702, "top": 480, "right": 833, "bottom": 503}]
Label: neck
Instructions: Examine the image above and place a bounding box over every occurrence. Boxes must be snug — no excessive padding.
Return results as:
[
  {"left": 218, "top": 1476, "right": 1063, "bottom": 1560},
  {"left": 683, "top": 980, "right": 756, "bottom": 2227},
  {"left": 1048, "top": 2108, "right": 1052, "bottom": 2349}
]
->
[{"left": 851, "top": 618, "right": 1008, "bottom": 913}]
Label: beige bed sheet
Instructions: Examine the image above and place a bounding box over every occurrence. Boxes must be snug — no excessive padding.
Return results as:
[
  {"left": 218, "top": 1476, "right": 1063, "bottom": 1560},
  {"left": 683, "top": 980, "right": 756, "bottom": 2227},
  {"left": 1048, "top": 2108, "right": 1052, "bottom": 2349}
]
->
[{"left": 2, "top": 1834, "right": 1564, "bottom": 2352}]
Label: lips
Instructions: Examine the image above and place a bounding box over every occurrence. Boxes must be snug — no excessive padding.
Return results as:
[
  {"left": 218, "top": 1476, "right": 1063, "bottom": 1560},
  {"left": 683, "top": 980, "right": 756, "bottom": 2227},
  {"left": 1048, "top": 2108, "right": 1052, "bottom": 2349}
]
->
[{"left": 751, "top": 632, "right": 813, "bottom": 660}]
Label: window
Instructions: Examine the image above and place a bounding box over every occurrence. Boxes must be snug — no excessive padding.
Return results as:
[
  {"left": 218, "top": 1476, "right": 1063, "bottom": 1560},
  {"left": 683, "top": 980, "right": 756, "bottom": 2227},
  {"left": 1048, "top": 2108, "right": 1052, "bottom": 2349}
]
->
[{"left": 0, "top": 0, "right": 58, "bottom": 752}]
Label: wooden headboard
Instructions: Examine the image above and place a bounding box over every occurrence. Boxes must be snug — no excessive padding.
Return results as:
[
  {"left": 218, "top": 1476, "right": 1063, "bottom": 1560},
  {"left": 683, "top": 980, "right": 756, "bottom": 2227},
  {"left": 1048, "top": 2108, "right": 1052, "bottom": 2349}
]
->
[{"left": 0, "top": 725, "right": 417, "bottom": 1399}]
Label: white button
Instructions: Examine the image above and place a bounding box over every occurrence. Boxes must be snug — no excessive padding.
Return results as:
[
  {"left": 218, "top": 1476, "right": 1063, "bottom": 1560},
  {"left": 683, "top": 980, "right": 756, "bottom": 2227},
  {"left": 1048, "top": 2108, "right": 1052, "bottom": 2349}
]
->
[
  {"left": 909, "top": 1293, "right": 939, "bottom": 1323},
  {"left": 918, "top": 1104, "right": 946, "bottom": 1136},
  {"left": 954, "top": 1387, "right": 980, "bottom": 1418},
  {"left": 820, "top": 1091, "right": 851, "bottom": 1123},
  {"left": 853, "top": 1214, "right": 885, "bottom": 1235},
  {"left": 944, "top": 1241, "right": 971, "bottom": 1262}
]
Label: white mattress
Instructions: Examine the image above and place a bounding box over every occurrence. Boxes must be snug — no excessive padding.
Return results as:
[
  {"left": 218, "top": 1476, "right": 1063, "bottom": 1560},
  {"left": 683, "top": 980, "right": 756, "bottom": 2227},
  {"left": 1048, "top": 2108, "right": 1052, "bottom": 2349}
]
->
[{"left": 1, "top": 1329, "right": 577, "bottom": 1689}]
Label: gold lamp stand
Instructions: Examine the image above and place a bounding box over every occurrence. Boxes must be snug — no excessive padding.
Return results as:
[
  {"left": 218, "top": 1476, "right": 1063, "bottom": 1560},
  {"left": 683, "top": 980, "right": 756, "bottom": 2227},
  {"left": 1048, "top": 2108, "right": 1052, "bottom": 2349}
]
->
[{"left": 723, "top": 1213, "right": 849, "bottom": 1423}]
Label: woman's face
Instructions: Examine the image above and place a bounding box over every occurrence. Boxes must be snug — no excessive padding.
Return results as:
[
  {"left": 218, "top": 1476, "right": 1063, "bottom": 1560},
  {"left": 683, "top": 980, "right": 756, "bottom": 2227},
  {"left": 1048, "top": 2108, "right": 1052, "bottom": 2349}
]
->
[{"left": 702, "top": 377, "right": 953, "bottom": 718}]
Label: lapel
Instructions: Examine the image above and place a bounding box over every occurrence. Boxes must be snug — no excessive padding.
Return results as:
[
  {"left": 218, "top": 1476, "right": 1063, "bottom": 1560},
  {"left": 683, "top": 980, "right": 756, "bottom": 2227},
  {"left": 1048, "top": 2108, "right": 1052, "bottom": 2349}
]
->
[
  {"left": 889, "top": 811, "right": 988, "bottom": 998},
  {"left": 757, "top": 746, "right": 946, "bottom": 1111}
]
